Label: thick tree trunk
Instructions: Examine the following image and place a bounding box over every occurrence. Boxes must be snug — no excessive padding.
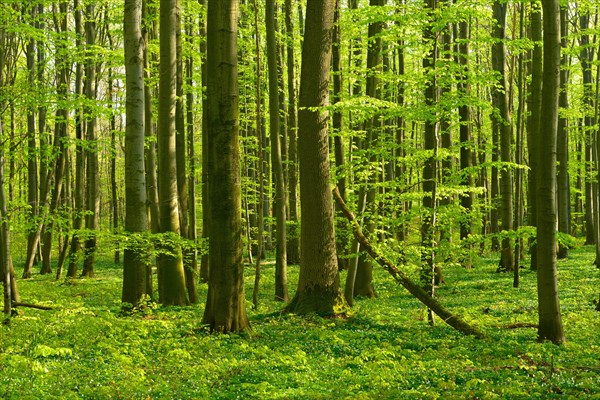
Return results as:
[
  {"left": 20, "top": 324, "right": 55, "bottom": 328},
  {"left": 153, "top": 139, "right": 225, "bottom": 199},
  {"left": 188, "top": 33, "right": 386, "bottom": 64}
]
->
[
  {"left": 285, "top": 0, "right": 344, "bottom": 315},
  {"left": 122, "top": 0, "right": 151, "bottom": 308},
  {"left": 202, "top": 0, "right": 250, "bottom": 332},
  {"left": 536, "top": 0, "right": 565, "bottom": 345},
  {"left": 157, "top": 0, "right": 188, "bottom": 306}
]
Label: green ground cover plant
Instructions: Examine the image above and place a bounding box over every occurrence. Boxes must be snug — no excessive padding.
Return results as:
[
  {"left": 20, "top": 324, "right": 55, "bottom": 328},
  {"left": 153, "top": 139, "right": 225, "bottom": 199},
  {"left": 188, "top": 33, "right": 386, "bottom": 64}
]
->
[{"left": 1, "top": 246, "right": 599, "bottom": 399}]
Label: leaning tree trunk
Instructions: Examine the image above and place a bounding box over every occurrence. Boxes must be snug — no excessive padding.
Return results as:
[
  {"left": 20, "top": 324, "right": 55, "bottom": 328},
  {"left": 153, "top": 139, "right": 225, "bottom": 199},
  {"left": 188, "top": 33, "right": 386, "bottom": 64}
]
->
[
  {"left": 536, "top": 0, "right": 565, "bottom": 345},
  {"left": 157, "top": 0, "right": 188, "bottom": 306},
  {"left": 285, "top": 0, "right": 345, "bottom": 315},
  {"left": 333, "top": 188, "right": 485, "bottom": 338},
  {"left": 202, "top": 0, "right": 250, "bottom": 333}
]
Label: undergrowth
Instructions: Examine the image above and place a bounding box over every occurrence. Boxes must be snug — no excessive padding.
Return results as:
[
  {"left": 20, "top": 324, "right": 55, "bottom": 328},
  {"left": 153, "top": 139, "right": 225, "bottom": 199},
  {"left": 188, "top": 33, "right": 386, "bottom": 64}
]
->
[{"left": 1, "top": 246, "right": 599, "bottom": 399}]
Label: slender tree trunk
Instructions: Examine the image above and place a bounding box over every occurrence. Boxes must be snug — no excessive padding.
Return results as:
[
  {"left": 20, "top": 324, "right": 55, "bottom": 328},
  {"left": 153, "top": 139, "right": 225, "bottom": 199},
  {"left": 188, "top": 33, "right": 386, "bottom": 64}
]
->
[
  {"left": 184, "top": 2, "right": 199, "bottom": 302},
  {"left": 82, "top": 3, "right": 99, "bottom": 278},
  {"left": 199, "top": 0, "right": 210, "bottom": 282},
  {"left": 202, "top": 0, "right": 250, "bottom": 332},
  {"left": 557, "top": 4, "right": 570, "bottom": 259},
  {"left": 66, "top": 0, "right": 85, "bottom": 279},
  {"left": 284, "top": 0, "right": 300, "bottom": 265},
  {"left": 251, "top": 0, "right": 264, "bottom": 309},
  {"left": 527, "top": 3, "right": 542, "bottom": 270},
  {"left": 457, "top": 18, "right": 473, "bottom": 268},
  {"left": 536, "top": 0, "right": 565, "bottom": 345},
  {"left": 266, "top": 0, "right": 288, "bottom": 302},
  {"left": 157, "top": 0, "right": 188, "bottom": 306},
  {"left": 491, "top": 0, "right": 514, "bottom": 273},
  {"left": 24, "top": 3, "right": 39, "bottom": 279},
  {"left": 421, "top": 0, "right": 439, "bottom": 324},
  {"left": 285, "top": 0, "right": 344, "bottom": 315}
]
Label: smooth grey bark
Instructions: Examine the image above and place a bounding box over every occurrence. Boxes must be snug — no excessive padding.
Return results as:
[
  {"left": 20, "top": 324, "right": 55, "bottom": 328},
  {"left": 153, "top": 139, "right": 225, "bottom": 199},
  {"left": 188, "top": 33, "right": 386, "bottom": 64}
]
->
[
  {"left": 122, "top": 0, "right": 151, "bottom": 307},
  {"left": 157, "top": 0, "right": 188, "bottom": 306},
  {"left": 266, "top": 0, "right": 288, "bottom": 302},
  {"left": 527, "top": 3, "right": 542, "bottom": 270},
  {"left": 284, "top": 0, "right": 300, "bottom": 266},
  {"left": 202, "top": 0, "right": 250, "bottom": 332},
  {"left": 536, "top": 0, "right": 565, "bottom": 345}
]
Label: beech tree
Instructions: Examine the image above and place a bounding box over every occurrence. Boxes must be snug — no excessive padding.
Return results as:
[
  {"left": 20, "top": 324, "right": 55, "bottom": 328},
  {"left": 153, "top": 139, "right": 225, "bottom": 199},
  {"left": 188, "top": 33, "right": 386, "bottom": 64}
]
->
[
  {"left": 202, "top": 0, "right": 250, "bottom": 333},
  {"left": 536, "top": 0, "right": 565, "bottom": 344},
  {"left": 285, "top": 0, "right": 345, "bottom": 315},
  {"left": 122, "top": 0, "right": 150, "bottom": 307},
  {"left": 157, "top": 0, "right": 188, "bottom": 306}
]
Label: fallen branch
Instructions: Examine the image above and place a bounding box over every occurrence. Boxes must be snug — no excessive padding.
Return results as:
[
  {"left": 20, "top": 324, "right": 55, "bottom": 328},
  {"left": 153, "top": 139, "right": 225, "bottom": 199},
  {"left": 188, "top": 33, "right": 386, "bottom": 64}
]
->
[
  {"left": 495, "top": 322, "right": 538, "bottom": 329},
  {"left": 333, "top": 187, "right": 486, "bottom": 338},
  {"left": 13, "top": 302, "right": 53, "bottom": 311}
]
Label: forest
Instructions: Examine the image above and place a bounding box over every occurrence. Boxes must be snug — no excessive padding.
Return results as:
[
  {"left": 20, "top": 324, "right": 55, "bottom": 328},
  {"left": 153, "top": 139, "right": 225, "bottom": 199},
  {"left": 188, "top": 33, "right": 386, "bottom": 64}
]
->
[{"left": 0, "top": 0, "right": 599, "bottom": 397}]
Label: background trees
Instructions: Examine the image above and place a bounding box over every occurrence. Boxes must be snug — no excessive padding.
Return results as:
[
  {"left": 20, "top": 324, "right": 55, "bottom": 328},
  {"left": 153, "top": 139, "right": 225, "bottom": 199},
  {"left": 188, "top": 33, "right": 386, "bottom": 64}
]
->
[{"left": 0, "top": 0, "right": 598, "bottom": 341}]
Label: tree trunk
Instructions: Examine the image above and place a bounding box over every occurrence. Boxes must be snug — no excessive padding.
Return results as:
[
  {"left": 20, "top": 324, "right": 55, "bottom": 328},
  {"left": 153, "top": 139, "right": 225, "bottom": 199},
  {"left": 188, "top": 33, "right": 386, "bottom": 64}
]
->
[
  {"left": 536, "top": 0, "right": 565, "bottom": 345},
  {"left": 284, "top": 0, "right": 300, "bottom": 266},
  {"left": 184, "top": 1, "right": 199, "bottom": 302},
  {"left": 199, "top": 0, "right": 210, "bottom": 282},
  {"left": 527, "top": 3, "right": 542, "bottom": 270},
  {"left": 266, "top": 0, "right": 288, "bottom": 302},
  {"left": 82, "top": 3, "right": 99, "bottom": 278},
  {"left": 491, "top": 0, "right": 514, "bottom": 273},
  {"left": 285, "top": 0, "right": 344, "bottom": 315},
  {"left": 421, "top": 0, "right": 439, "bottom": 324},
  {"left": 24, "top": 3, "right": 39, "bottom": 280},
  {"left": 333, "top": 188, "right": 485, "bottom": 338},
  {"left": 457, "top": 19, "right": 473, "bottom": 268},
  {"left": 157, "top": 0, "right": 188, "bottom": 306},
  {"left": 557, "top": 4, "right": 570, "bottom": 259},
  {"left": 251, "top": 0, "right": 265, "bottom": 310},
  {"left": 202, "top": 0, "right": 250, "bottom": 332},
  {"left": 65, "top": 0, "right": 85, "bottom": 279},
  {"left": 122, "top": 0, "right": 151, "bottom": 308}
]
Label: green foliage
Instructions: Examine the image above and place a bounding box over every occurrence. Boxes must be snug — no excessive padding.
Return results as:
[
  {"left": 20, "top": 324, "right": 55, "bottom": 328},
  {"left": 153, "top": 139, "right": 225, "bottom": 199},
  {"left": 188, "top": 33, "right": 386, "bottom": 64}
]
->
[{"left": 2, "top": 247, "right": 599, "bottom": 398}]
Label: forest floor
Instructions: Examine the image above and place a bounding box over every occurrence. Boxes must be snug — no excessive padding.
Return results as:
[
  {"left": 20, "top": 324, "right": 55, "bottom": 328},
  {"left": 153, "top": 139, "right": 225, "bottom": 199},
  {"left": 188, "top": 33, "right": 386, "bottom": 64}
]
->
[{"left": 1, "top": 245, "right": 599, "bottom": 399}]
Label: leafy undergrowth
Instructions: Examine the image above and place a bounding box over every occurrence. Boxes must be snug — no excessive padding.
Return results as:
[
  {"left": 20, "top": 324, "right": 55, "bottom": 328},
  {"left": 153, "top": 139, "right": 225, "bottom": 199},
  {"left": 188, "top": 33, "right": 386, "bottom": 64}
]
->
[{"left": 1, "top": 246, "right": 599, "bottom": 399}]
